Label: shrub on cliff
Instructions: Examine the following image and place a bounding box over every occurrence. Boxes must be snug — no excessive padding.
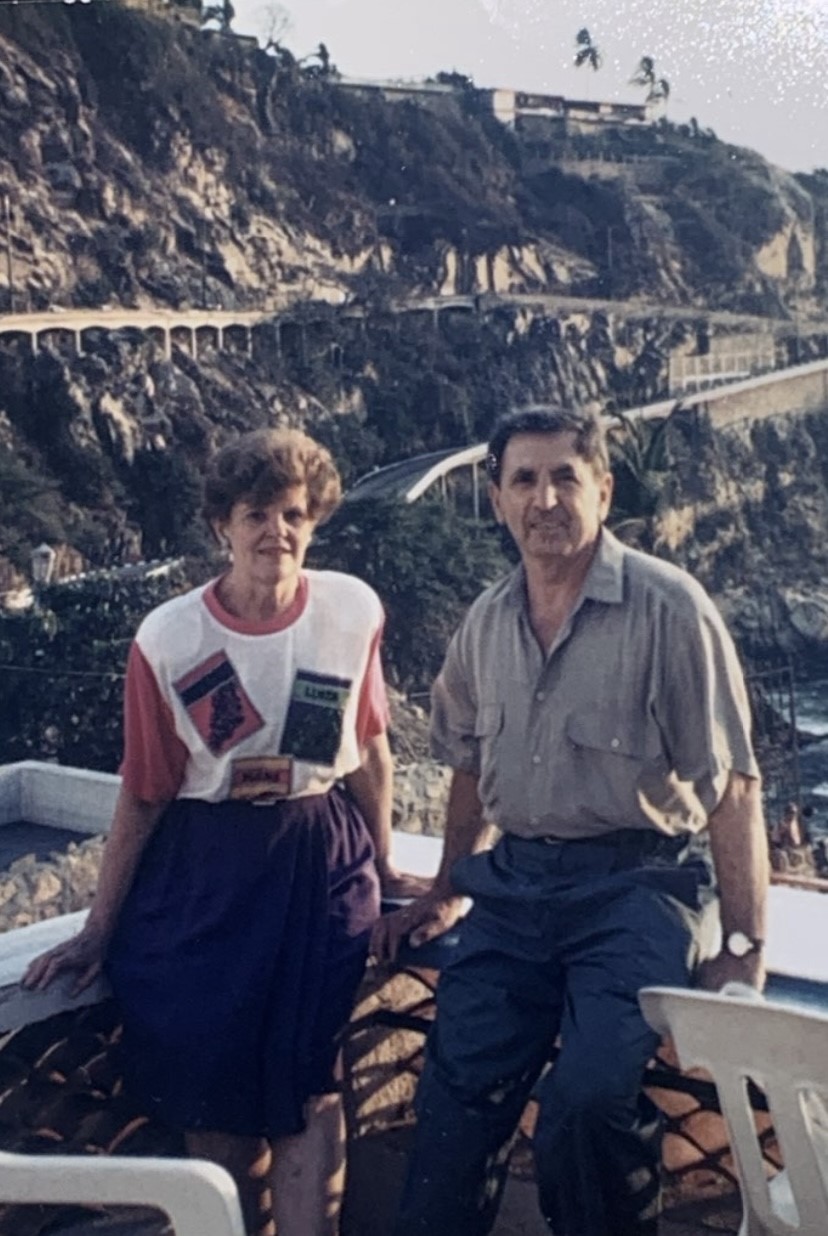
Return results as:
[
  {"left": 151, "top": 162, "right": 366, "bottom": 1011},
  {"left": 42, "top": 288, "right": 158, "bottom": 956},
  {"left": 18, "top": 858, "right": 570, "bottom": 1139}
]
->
[{"left": 0, "top": 562, "right": 200, "bottom": 771}]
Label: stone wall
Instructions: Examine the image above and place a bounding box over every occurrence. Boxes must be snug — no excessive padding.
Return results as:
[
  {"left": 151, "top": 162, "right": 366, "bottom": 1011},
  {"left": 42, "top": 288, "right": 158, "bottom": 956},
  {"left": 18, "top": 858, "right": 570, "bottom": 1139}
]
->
[
  {"left": 393, "top": 761, "right": 450, "bottom": 837},
  {"left": 0, "top": 837, "right": 103, "bottom": 932}
]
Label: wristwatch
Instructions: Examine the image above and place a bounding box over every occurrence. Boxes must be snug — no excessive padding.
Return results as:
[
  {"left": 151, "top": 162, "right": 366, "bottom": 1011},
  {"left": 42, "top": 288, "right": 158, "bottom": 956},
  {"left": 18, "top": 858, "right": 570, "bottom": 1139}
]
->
[{"left": 724, "top": 930, "right": 765, "bottom": 959}]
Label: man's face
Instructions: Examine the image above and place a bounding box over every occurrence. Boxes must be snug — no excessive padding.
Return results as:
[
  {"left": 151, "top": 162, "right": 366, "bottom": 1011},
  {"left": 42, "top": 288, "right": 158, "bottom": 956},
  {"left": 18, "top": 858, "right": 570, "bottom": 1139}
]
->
[{"left": 489, "top": 431, "right": 613, "bottom": 565}]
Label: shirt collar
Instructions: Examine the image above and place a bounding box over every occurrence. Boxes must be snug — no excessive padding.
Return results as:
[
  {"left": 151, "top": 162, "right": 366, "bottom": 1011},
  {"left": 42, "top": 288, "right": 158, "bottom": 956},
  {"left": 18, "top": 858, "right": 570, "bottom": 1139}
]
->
[
  {"left": 582, "top": 527, "right": 625, "bottom": 604},
  {"left": 506, "top": 526, "right": 626, "bottom": 609}
]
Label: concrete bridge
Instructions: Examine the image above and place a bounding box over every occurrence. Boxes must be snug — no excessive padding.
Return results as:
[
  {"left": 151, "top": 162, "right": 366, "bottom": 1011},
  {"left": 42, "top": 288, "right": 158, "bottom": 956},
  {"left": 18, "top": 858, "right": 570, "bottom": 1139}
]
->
[{"left": 0, "top": 307, "right": 282, "bottom": 361}]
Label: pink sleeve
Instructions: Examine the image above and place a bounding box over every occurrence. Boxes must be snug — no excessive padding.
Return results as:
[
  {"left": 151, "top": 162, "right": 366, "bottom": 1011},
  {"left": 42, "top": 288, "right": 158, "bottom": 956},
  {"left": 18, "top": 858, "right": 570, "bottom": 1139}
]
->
[
  {"left": 355, "top": 622, "right": 390, "bottom": 747},
  {"left": 119, "top": 641, "right": 189, "bottom": 803}
]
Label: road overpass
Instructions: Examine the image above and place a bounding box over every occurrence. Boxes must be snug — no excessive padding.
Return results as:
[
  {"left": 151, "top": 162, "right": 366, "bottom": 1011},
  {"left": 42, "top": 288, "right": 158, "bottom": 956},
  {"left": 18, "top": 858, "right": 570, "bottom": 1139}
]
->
[
  {"left": 0, "top": 293, "right": 813, "bottom": 368},
  {"left": 344, "top": 356, "right": 828, "bottom": 511}
]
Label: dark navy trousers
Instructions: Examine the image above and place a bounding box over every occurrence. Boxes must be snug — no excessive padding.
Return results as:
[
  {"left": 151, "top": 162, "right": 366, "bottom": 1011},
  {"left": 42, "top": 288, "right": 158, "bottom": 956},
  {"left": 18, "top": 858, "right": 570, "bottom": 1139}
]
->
[{"left": 393, "top": 830, "right": 716, "bottom": 1236}]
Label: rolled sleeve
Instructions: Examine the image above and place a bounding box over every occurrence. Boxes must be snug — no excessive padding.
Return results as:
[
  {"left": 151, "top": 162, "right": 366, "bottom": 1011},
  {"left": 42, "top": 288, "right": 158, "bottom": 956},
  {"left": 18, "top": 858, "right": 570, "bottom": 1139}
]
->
[
  {"left": 657, "top": 597, "right": 760, "bottom": 813},
  {"left": 429, "top": 628, "right": 480, "bottom": 773}
]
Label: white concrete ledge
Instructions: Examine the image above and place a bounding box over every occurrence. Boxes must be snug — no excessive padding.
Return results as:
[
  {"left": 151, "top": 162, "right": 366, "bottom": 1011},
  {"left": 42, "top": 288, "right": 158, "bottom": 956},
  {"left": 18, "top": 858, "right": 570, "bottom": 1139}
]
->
[{"left": 0, "top": 760, "right": 117, "bottom": 833}]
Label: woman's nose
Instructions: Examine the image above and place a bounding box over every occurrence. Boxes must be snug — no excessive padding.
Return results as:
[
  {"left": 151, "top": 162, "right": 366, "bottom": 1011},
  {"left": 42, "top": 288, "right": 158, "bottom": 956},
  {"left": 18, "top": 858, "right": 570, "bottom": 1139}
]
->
[{"left": 265, "top": 511, "right": 289, "bottom": 536}]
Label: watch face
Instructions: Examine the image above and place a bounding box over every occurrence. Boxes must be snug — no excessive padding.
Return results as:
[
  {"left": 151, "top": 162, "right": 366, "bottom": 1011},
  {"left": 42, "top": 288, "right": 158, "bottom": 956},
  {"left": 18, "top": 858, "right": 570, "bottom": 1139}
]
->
[{"left": 726, "top": 931, "right": 754, "bottom": 958}]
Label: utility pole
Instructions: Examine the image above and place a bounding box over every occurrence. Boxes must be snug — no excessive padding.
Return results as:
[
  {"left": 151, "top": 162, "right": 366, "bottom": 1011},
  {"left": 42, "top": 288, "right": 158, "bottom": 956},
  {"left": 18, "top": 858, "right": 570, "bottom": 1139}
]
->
[{"left": 3, "top": 194, "right": 13, "bottom": 314}]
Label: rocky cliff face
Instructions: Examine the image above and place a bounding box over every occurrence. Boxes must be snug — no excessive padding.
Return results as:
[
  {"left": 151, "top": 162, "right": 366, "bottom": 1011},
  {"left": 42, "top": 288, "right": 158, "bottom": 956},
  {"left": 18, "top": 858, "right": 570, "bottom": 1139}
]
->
[
  {"left": 2, "top": 298, "right": 758, "bottom": 569},
  {"left": 2, "top": 3, "right": 828, "bottom": 316},
  {"left": 651, "top": 403, "right": 828, "bottom": 664}
]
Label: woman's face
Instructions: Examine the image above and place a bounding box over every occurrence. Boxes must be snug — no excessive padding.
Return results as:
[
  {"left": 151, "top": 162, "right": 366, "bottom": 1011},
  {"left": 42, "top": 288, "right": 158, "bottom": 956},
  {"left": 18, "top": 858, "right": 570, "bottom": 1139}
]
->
[{"left": 215, "top": 484, "right": 317, "bottom": 588}]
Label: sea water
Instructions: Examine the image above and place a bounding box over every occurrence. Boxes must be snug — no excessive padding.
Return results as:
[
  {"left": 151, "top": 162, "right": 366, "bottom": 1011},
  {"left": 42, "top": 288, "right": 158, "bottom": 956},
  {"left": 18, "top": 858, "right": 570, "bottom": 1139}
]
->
[{"left": 794, "top": 676, "right": 828, "bottom": 836}]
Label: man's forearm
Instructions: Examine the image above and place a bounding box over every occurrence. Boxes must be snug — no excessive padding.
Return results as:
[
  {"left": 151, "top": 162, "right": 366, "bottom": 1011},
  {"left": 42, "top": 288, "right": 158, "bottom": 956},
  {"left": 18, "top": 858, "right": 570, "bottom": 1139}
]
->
[
  {"left": 708, "top": 772, "right": 768, "bottom": 943},
  {"left": 433, "top": 768, "right": 494, "bottom": 895}
]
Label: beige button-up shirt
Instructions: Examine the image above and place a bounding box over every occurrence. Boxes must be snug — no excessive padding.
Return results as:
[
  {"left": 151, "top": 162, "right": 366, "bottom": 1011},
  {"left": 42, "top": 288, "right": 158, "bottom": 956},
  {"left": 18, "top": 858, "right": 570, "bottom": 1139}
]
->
[{"left": 430, "top": 529, "right": 759, "bottom": 839}]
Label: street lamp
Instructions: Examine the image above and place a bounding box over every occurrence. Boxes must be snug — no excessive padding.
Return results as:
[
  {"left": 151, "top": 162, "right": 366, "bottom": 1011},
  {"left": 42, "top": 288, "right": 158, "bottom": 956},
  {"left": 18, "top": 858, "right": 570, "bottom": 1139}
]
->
[{"left": 30, "top": 542, "right": 56, "bottom": 602}]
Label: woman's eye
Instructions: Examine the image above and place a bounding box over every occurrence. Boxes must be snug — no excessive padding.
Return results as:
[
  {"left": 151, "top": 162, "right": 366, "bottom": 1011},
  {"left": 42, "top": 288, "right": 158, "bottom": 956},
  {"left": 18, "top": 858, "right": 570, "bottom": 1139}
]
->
[{"left": 285, "top": 510, "right": 305, "bottom": 526}]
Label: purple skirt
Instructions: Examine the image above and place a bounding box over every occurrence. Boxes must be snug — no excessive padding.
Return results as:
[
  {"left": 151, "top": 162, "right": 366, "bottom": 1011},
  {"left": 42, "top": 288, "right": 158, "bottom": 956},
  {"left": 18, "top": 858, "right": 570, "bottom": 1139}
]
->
[{"left": 105, "top": 786, "right": 379, "bottom": 1137}]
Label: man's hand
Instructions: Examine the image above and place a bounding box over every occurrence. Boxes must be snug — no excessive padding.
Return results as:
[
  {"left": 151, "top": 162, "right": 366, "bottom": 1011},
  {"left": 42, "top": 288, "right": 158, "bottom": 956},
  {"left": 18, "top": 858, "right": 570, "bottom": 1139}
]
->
[
  {"left": 375, "top": 861, "right": 434, "bottom": 902},
  {"left": 22, "top": 924, "right": 107, "bottom": 998},
  {"left": 371, "top": 888, "right": 465, "bottom": 964},
  {"left": 696, "top": 949, "right": 766, "bottom": 994}
]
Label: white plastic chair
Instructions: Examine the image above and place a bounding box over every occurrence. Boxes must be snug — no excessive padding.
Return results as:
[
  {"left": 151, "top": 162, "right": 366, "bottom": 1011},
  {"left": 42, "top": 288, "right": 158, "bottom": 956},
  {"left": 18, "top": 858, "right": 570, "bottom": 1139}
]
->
[
  {"left": 639, "top": 985, "right": 828, "bottom": 1236},
  {"left": 0, "top": 1150, "right": 245, "bottom": 1236}
]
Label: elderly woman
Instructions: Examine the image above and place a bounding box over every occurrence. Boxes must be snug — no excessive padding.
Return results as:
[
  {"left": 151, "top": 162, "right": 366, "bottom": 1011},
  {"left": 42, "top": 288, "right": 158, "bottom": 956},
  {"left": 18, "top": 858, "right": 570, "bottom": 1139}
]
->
[{"left": 24, "top": 428, "right": 421, "bottom": 1236}]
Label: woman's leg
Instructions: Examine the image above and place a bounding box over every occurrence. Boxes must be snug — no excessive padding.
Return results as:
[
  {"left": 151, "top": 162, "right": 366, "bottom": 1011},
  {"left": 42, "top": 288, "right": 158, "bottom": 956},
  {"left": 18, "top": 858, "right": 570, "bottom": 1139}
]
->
[
  {"left": 270, "top": 1090, "right": 347, "bottom": 1236},
  {"left": 185, "top": 1131, "right": 274, "bottom": 1236}
]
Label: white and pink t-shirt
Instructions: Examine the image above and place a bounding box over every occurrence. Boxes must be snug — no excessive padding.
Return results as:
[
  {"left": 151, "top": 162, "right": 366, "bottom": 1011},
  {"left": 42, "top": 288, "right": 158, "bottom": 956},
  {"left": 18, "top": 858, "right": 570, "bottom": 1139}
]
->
[{"left": 120, "top": 570, "right": 389, "bottom": 805}]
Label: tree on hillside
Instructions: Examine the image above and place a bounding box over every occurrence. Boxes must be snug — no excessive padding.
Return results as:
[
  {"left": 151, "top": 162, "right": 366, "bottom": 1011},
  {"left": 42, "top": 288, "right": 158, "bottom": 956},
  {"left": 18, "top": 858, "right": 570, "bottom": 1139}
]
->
[
  {"left": 300, "top": 42, "right": 336, "bottom": 78},
  {"left": 574, "top": 28, "right": 602, "bottom": 72},
  {"left": 252, "top": 1, "right": 292, "bottom": 54},
  {"left": 201, "top": 0, "right": 235, "bottom": 33},
  {"left": 630, "top": 56, "right": 670, "bottom": 104}
]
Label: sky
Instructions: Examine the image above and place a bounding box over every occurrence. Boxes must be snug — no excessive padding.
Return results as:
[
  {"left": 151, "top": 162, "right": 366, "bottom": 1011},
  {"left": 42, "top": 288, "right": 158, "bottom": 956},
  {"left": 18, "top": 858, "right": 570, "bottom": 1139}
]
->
[{"left": 231, "top": 0, "right": 828, "bottom": 174}]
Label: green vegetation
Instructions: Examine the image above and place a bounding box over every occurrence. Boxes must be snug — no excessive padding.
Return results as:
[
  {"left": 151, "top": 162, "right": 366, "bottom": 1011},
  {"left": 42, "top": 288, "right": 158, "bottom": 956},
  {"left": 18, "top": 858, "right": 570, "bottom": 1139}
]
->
[
  {"left": 630, "top": 56, "right": 670, "bottom": 105},
  {"left": 0, "top": 563, "right": 199, "bottom": 769},
  {"left": 312, "top": 500, "right": 509, "bottom": 694},
  {"left": 574, "top": 28, "right": 602, "bottom": 72}
]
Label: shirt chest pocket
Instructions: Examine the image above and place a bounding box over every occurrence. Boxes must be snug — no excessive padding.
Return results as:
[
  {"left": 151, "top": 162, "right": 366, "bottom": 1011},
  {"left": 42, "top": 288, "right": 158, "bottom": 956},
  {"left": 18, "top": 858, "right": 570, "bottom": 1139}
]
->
[
  {"left": 565, "top": 712, "right": 661, "bottom": 762},
  {"left": 564, "top": 712, "right": 663, "bottom": 819}
]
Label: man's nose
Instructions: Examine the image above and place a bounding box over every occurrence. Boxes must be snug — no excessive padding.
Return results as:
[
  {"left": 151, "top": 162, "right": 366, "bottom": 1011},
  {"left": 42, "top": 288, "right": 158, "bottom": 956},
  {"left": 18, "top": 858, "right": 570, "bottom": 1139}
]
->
[{"left": 534, "top": 482, "right": 558, "bottom": 510}]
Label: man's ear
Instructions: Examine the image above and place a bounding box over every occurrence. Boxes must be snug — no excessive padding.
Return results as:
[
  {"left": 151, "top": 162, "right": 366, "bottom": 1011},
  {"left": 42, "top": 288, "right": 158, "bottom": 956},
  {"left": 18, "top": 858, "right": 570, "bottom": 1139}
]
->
[{"left": 599, "top": 469, "right": 614, "bottom": 521}]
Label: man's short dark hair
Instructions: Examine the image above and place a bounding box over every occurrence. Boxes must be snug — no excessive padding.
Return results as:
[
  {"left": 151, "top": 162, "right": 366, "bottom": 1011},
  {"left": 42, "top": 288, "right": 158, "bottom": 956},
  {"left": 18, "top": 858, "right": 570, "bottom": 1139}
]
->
[{"left": 486, "top": 407, "right": 609, "bottom": 486}]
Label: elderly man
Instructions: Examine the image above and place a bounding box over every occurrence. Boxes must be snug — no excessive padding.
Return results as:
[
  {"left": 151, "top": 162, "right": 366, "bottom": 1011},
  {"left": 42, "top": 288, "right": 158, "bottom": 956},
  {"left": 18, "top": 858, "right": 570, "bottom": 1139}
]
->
[{"left": 375, "top": 407, "right": 768, "bottom": 1236}]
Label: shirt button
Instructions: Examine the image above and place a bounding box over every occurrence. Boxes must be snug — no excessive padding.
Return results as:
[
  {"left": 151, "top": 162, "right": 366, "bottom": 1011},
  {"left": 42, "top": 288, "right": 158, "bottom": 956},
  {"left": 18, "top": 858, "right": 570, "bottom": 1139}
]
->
[
  {"left": 532, "top": 754, "right": 541, "bottom": 765},
  {"left": 535, "top": 691, "right": 545, "bottom": 701},
  {"left": 610, "top": 737, "right": 621, "bottom": 749}
]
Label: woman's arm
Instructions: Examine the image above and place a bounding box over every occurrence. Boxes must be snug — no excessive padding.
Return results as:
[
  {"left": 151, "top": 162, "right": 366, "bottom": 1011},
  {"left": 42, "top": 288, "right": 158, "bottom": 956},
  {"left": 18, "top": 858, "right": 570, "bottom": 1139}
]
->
[
  {"left": 22, "top": 785, "right": 167, "bottom": 995},
  {"left": 344, "top": 731, "right": 430, "bottom": 899}
]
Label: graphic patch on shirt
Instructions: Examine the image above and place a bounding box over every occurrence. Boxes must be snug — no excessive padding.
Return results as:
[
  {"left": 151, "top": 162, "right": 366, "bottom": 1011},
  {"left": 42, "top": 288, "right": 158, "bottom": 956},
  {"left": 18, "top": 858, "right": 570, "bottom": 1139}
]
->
[
  {"left": 229, "top": 756, "right": 293, "bottom": 804},
  {"left": 174, "top": 652, "right": 265, "bottom": 756},
  {"left": 279, "top": 670, "right": 352, "bottom": 766}
]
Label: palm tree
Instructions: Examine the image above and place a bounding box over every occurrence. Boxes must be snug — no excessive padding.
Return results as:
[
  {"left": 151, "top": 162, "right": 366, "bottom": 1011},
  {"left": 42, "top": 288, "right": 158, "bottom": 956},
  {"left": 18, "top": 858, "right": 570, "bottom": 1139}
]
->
[
  {"left": 574, "top": 27, "right": 602, "bottom": 72},
  {"left": 630, "top": 55, "right": 670, "bottom": 104}
]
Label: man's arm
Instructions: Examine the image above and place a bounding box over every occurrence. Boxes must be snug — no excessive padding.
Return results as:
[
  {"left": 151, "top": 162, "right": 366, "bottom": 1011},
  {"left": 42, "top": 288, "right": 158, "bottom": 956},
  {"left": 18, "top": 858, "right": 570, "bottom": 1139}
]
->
[
  {"left": 371, "top": 767, "right": 494, "bottom": 962},
  {"left": 344, "top": 731, "right": 430, "bottom": 899},
  {"left": 698, "top": 771, "right": 769, "bottom": 991}
]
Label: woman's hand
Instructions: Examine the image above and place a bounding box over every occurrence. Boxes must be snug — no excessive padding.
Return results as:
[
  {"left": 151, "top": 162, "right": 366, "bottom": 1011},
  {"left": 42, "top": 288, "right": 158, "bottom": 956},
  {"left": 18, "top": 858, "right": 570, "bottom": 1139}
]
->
[
  {"left": 22, "top": 923, "right": 107, "bottom": 997},
  {"left": 371, "top": 886, "right": 465, "bottom": 964}
]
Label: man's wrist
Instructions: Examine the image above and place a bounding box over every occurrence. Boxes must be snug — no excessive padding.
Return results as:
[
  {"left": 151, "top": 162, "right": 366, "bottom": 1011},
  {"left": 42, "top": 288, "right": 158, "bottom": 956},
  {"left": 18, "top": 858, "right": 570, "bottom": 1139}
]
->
[{"left": 722, "top": 930, "right": 765, "bottom": 959}]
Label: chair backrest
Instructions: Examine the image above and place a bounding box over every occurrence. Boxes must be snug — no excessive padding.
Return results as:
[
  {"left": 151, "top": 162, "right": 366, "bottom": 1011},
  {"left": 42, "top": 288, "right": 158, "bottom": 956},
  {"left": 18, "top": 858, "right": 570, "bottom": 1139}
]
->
[
  {"left": 0, "top": 1150, "right": 246, "bottom": 1236},
  {"left": 639, "top": 986, "right": 828, "bottom": 1236}
]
